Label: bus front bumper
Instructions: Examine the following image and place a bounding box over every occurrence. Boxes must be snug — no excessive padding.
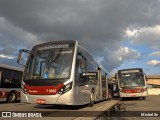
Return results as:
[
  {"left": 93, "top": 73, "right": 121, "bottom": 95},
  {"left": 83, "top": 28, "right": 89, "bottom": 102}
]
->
[
  {"left": 119, "top": 91, "right": 148, "bottom": 98},
  {"left": 20, "top": 91, "right": 74, "bottom": 105}
]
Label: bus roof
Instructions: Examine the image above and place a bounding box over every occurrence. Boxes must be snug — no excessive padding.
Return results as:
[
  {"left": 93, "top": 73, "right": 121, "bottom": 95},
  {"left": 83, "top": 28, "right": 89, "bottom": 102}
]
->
[
  {"left": 0, "top": 63, "right": 24, "bottom": 72},
  {"left": 32, "top": 40, "right": 77, "bottom": 49},
  {"left": 118, "top": 68, "right": 143, "bottom": 71},
  {"left": 118, "top": 68, "right": 143, "bottom": 73}
]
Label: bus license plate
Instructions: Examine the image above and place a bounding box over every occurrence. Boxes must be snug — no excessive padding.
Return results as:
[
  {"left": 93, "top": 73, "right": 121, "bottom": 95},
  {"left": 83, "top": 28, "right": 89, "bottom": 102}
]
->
[
  {"left": 131, "top": 94, "right": 136, "bottom": 97},
  {"left": 36, "top": 99, "right": 46, "bottom": 104}
]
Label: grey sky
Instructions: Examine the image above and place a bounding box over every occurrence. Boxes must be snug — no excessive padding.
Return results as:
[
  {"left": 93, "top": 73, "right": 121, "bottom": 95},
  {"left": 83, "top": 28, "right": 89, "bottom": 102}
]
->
[{"left": 0, "top": 0, "right": 160, "bottom": 73}]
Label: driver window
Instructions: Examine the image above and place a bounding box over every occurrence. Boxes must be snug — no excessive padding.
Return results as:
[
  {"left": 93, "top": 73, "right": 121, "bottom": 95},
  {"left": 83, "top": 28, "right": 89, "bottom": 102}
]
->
[{"left": 75, "top": 53, "right": 86, "bottom": 85}]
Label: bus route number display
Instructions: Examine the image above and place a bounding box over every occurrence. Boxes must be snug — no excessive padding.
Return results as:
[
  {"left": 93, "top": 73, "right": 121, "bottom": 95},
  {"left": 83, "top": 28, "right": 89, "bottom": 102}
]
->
[
  {"left": 120, "top": 70, "right": 140, "bottom": 74},
  {"left": 38, "top": 44, "right": 70, "bottom": 50}
]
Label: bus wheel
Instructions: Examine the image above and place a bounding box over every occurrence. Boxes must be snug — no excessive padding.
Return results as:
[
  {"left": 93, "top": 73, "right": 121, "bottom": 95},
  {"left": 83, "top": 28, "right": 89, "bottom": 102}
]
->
[
  {"left": 7, "top": 91, "right": 17, "bottom": 103},
  {"left": 89, "top": 92, "right": 94, "bottom": 107}
]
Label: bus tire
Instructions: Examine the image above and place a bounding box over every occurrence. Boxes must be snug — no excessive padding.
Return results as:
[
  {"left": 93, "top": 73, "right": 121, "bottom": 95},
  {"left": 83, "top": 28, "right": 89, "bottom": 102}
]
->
[
  {"left": 89, "top": 92, "right": 94, "bottom": 107},
  {"left": 7, "top": 91, "right": 17, "bottom": 103}
]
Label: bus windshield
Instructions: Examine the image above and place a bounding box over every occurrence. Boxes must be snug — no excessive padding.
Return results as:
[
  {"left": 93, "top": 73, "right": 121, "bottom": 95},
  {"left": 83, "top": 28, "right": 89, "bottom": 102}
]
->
[
  {"left": 25, "top": 49, "right": 73, "bottom": 80},
  {"left": 119, "top": 72, "right": 145, "bottom": 87}
]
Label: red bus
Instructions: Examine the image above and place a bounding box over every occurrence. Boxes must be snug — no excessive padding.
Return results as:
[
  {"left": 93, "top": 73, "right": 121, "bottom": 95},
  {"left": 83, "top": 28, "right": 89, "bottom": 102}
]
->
[
  {"left": 0, "top": 64, "right": 23, "bottom": 102},
  {"left": 117, "top": 68, "right": 148, "bottom": 100}
]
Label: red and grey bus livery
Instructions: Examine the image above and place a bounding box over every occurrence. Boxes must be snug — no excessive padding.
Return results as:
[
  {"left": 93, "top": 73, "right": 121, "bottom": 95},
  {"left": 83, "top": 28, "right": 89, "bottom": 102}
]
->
[
  {"left": 18, "top": 40, "right": 111, "bottom": 106},
  {"left": 117, "top": 68, "right": 148, "bottom": 100},
  {"left": 0, "top": 64, "right": 23, "bottom": 102}
]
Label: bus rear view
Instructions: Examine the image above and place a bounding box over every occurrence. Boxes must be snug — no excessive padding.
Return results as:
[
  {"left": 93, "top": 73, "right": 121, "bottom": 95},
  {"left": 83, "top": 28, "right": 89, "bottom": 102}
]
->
[{"left": 117, "top": 68, "right": 148, "bottom": 100}]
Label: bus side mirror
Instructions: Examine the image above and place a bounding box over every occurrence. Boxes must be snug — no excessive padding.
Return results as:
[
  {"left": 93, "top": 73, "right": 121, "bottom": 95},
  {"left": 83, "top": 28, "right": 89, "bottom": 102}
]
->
[{"left": 17, "top": 49, "right": 30, "bottom": 66}]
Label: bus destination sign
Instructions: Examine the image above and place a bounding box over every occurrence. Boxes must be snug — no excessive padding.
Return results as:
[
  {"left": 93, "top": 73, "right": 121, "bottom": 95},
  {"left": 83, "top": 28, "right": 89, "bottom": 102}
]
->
[
  {"left": 38, "top": 44, "right": 70, "bottom": 50},
  {"left": 120, "top": 70, "right": 140, "bottom": 74},
  {"left": 82, "top": 72, "right": 97, "bottom": 76}
]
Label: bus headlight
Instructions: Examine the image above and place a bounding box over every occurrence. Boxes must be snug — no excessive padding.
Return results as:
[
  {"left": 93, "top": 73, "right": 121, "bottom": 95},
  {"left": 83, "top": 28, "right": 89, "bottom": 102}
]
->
[
  {"left": 21, "top": 84, "right": 27, "bottom": 94},
  {"left": 58, "top": 82, "right": 72, "bottom": 94},
  {"left": 141, "top": 87, "right": 147, "bottom": 92},
  {"left": 143, "top": 87, "right": 147, "bottom": 91}
]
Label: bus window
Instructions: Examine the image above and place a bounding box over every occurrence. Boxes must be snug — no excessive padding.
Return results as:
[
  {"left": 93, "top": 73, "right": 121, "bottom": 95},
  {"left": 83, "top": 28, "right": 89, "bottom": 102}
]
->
[
  {"left": 80, "top": 72, "right": 97, "bottom": 85},
  {"left": 76, "top": 52, "right": 87, "bottom": 85},
  {"left": 12, "top": 71, "right": 22, "bottom": 83},
  {"left": 35, "top": 58, "right": 46, "bottom": 77},
  {"left": 40, "top": 61, "right": 46, "bottom": 77},
  {"left": 26, "top": 49, "right": 73, "bottom": 79},
  {"left": 88, "top": 72, "right": 97, "bottom": 85},
  {"left": 3, "top": 69, "right": 12, "bottom": 83}
]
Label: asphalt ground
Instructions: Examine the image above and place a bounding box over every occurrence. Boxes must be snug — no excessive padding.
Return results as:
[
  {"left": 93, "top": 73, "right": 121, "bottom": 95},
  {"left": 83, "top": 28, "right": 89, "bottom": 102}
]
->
[
  {"left": 0, "top": 98, "right": 119, "bottom": 120},
  {"left": 0, "top": 96, "right": 160, "bottom": 120}
]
